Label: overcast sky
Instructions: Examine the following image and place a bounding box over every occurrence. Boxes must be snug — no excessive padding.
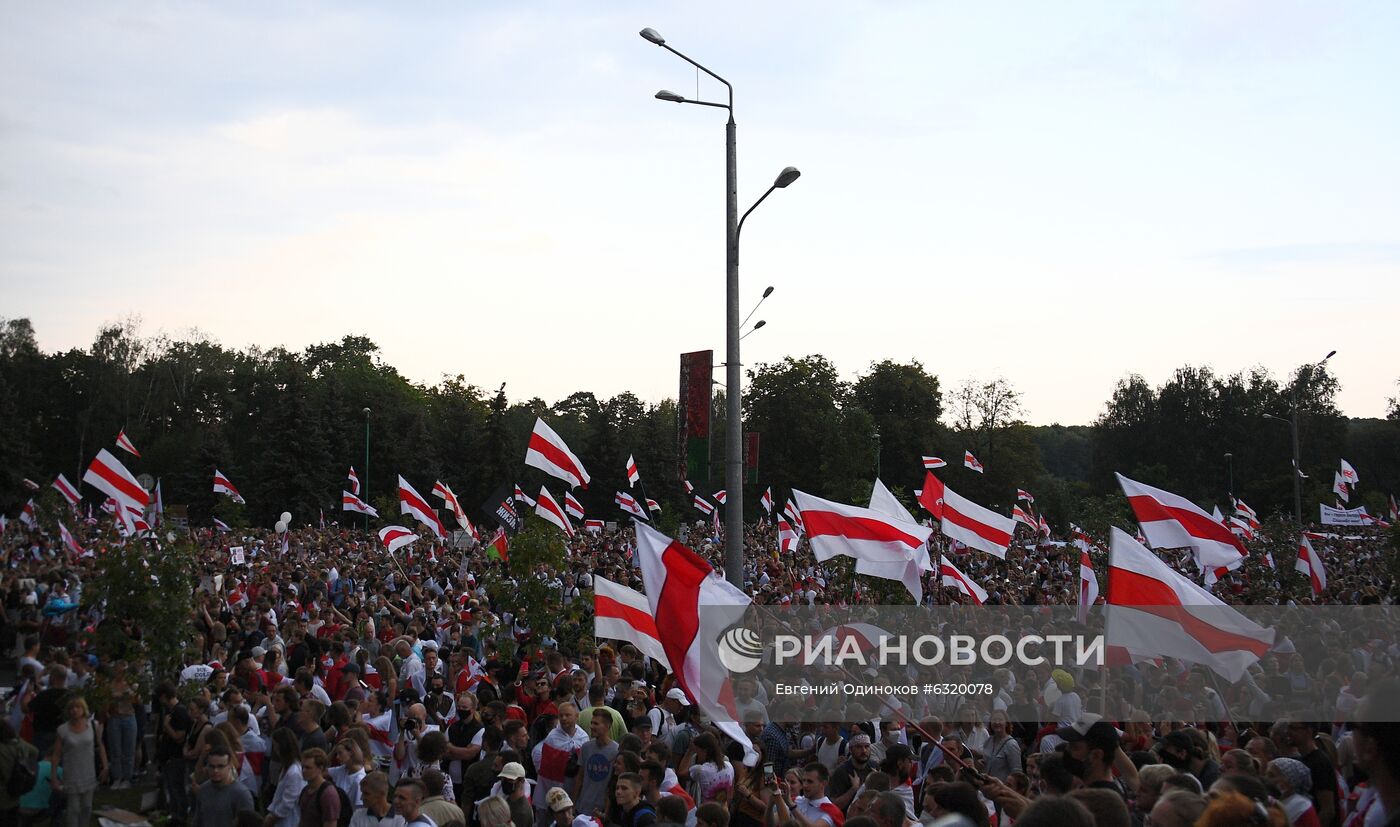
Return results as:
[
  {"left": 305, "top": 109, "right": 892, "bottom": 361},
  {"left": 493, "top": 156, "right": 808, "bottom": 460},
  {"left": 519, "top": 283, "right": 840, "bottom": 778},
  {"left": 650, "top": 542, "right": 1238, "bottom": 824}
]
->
[{"left": 3, "top": 1, "right": 1397, "bottom": 424}]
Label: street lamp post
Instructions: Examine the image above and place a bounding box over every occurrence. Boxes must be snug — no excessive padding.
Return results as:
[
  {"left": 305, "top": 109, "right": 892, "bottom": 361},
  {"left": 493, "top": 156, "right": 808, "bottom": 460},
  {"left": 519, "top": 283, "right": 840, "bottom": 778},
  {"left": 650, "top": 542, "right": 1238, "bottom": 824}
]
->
[
  {"left": 1224, "top": 452, "right": 1233, "bottom": 497},
  {"left": 363, "top": 407, "right": 371, "bottom": 533},
  {"left": 642, "top": 27, "right": 799, "bottom": 588},
  {"left": 1264, "top": 350, "right": 1335, "bottom": 526}
]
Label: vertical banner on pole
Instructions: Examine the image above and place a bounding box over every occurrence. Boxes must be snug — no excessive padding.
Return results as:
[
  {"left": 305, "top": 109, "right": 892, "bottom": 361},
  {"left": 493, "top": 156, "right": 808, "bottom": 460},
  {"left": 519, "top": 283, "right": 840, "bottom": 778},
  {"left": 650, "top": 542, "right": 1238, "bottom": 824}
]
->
[
  {"left": 678, "top": 350, "right": 714, "bottom": 483},
  {"left": 743, "top": 432, "right": 760, "bottom": 485}
]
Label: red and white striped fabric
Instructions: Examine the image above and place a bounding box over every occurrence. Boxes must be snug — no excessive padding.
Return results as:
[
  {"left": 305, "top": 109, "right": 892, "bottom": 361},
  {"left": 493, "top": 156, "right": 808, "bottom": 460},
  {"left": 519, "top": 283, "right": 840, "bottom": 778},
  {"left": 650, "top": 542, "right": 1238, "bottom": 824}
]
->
[
  {"left": 52, "top": 474, "right": 81, "bottom": 507},
  {"left": 115, "top": 429, "right": 141, "bottom": 458},
  {"left": 1232, "top": 497, "right": 1260, "bottom": 529},
  {"left": 1038, "top": 514, "right": 1051, "bottom": 537},
  {"left": 535, "top": 487, "right": 575, "bottom": 537},
  {"left": 625, "top": 455, "right": 640, "bottom": 488},
  {"left": 149, "top": 480, "right": 164, "bottom": 527},
  {"left": 212, "top": 469, "right": 244, "bottom": 504},
  {"left": 347, "top": 467, "right": 361, "bottom": 496},
  {"left": 634, "top": 522, "right": 756, "bottom": 760},
  {"left": 713, "top": 490, "right": 727, "bottom": 505},
  {"left": 1011, "top": 505, "right": 1037, "bottom": 531},
  {"left": 378, "top": 525, "right": 418, "bottom": 554},
  {"left": 1340, "top": 459, "right": 1359, "bottom": 486},
  {"left": 22, "top": 478, "right": 39, "bottom": 491},
  {"left": 1070, "top": 523, "right": 1097, "bottom": 554},
  {"left": 1390, "top": 494, "right": 1399, "bottom": 522},
  {"left": 59, "top": 522, "right": 84, "bottom": 556},
  {"left": 513, "top": 483, "right": 537, "bottom": 508},
  {"left": 1079, "top": 550, "right": 1099, "bottom": 625},
  {"left": 1228, "top": 516, "right": 1255, "bottom": 541},
  {"left": 1295, "top": 536, "right": 1327, "bottom": 595},
  {"left": 759, "top": 487, "right": 773, "bottom": 514},
  {"left": 863, "top": 479, "right": 934, "bottom": 600},
  {"left": 792, "top": 490, "right": 933, "bottom": 602},
  {"left": 938, "top": 555, "right": 987, "bottom": 605},
  {"left": 782, "top": 499, "right": 804, "bottom": 533},
  {"left": 963, "top": 451, "right": 983, "bottom": 473},
  {"left": 19, "top": 499, "right": 37, "bottom": 528},
  {"left": 1116, "top": 473, "right": 1246, "bottom": 576},
  {"left": 398, "top": 476, "right": 446, "bottom": 540},
  {"left": 683, "top": 480, "right": 695, "bottom": 494},
  {"left": 584, "top": 519, "right": 604, "bottom": 533},
  {"left": 564, "top": 491, "right": 585, "bottom": 519},
  {"left": 646, "top": 498, "right": 661, "bottom": 513},
  {"left": 213, "top": 517, "right": 231, "bottom": 532},
  {"left": 1017, "top": 488, "right": 1035, "bottom": 504},
  {"left": 342, "top": 491, "right": 379, "bottom": 517},
  {"left": 593, "top": 576, "right": 671, "bottom": 670},
  {"left": 922, "top": 456, "right": 947, "bottom": 470},
  {"left": 933, "top": 475, "right": 1016, "bottom": 560},
  {"left": 616, "top": 491, "right": 648, "bottom": 520},
  {"left": 693, "top": 495, "right": 715, "bottom": 516},
  {"left": 1105, "top": 527, "right": 1274, "bottom": 682},
  {"left": 1333, "top": 471, "right": 1350, "bottom": 502},
  {"left": 778, "top": 518, "right": 799, "bottom": 554},
  {"left": 524, "top": 417, "right": 590, "bottom": 489},
  {"left": 84, "top": 449, "right": 150, "bottom": 512},
  {"left": 432, "top": 481, "right": 472, "bottom": 531}
]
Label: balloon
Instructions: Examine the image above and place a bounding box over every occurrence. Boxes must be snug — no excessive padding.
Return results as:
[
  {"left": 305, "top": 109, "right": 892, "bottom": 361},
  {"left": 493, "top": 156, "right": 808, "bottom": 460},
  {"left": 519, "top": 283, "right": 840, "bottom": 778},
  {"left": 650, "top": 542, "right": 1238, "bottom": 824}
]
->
[
  {"left": 274, "top": 520, "right": 287, "bottom": 534},
  {"left": 280, "top": 511, "right": 292, "bottom": 524}
]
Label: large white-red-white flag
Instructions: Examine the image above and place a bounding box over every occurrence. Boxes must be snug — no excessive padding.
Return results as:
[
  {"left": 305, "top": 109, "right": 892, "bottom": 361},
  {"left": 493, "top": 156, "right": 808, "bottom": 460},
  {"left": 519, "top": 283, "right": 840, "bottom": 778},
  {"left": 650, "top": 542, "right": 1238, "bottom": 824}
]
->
[
  {"left": 616, "top": 491, "right": 648, "bottom": 520},
  {"left": 115, "top": 429, "right": 141, "bottom": 458},
  {"left": 1079, "top": 549, "right": 1099, "bottom": 625},
  {"left": 1116, "top": 473, "right": 1246, "bottom": 577},
  {"left": 1295, "top": 535, "right": 1327, "bottom": 595},
  {"left": 378, "top": 525, "right": 419, "bottom": 554},
  {"left": 921, "top": 472, "right": 1016, "bottom": 559},
  {"left": 53, "top": 474, "right": 81, "bottom": 507},
  {"left": 963, "top": 451, "right": 984, "bottom": 473},
  {"left": 1340, "top": 459, "right": 1359, "bottom": 486},
  {"left": 84, "top": 449, "right": 150, "bottom": 512},
  {"left": 938, "top": 555, "right": 987, "bottom": 605},
  {"left": 593, "top": 576, "right": 671, "bottom": 670},
  {"left": 212, "top": 469, "right": 245, "bottom": 504},
  {"left": 536, "top": 487, "right": 575, "bottom": 537},
  {"left": 625, "top": 455, "right": 640, "bottom": 488},
  {"left": 634, "top": 522, "right": 756, "bottom": 761},
  {"left": 342, "top": 491, "right": 379, "bottom": 517},
  {"left": 398, "top": 476, "right": 446, "bottom": 540},
  {"left": 564, "top": 491, "right": 585, "bottom": 519},
  {"left": 793, "top": 489, "right": 934, "bottom": 602},
  {"left": 1105, "top": 527, "right": 1274, "bottom": 682},
  {"left": 864, "top": 479, "right": 935, "bottom": 600},
  {"left": 525, "top": 417, "right": 590, "bottom": 489}
]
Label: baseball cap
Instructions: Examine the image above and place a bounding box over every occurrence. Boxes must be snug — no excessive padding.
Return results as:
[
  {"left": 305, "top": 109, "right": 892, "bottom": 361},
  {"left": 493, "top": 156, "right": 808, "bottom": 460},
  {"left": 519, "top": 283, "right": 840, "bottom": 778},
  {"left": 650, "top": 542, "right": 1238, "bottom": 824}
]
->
[
  {"left": 1055, "top": 713, "right": 1120, "bottom": 754},
  {"left": 547, "top": 787, "right": 574, "bottom": 812},
  {"left": 666, "top": 688, "right": 691, "bottom": 706},
  {"left": 498, "top": 762, "right": 526, "bottom": 780}
]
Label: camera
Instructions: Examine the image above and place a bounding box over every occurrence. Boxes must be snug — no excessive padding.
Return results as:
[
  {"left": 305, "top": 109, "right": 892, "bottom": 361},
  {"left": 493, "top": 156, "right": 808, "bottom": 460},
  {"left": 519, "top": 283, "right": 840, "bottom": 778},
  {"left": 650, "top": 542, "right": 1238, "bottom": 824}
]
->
[{"left": 403, "top": 718, "right": 420, "bottom": 732}]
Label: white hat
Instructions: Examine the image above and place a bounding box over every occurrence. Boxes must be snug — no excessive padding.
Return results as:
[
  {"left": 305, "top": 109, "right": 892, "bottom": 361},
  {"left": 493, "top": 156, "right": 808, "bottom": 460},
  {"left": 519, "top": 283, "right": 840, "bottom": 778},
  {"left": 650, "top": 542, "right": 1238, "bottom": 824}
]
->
[
  {"left": 666, "top": 688, "right": 691, "bottom": 706},
  {"left": 498, "top": 762, "right": 526, "bottom": 780}
]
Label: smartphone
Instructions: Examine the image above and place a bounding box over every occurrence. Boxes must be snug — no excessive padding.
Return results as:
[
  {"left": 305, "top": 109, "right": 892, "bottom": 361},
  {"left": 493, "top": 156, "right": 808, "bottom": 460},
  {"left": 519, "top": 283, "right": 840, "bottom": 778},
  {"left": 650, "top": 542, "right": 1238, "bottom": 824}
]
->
[{"left": 763, "top": 763, "right": 776, "bottom": 786}]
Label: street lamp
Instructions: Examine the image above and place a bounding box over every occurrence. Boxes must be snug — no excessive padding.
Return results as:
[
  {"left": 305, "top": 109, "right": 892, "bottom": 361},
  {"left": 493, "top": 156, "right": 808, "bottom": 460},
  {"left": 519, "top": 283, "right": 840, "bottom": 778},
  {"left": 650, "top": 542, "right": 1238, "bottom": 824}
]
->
[
  {"left": 363, "top": 407, "right": 371, "bottom": 532},
  {"left": 1224, "top": 452, "right": 1233, "bottom": 497},
  {"left": 1263, "top": 350, "right": 1336, "bottom": 526},
  {"left": 642, "top": 26, "right": 801, "bottom": 588}
]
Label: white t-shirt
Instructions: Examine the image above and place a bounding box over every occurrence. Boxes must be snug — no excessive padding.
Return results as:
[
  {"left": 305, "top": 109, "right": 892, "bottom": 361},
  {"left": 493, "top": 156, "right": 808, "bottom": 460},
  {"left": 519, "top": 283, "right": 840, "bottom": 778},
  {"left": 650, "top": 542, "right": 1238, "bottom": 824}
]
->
[{"left": 687, "top": 762, "right": 734, "bottom": 803}]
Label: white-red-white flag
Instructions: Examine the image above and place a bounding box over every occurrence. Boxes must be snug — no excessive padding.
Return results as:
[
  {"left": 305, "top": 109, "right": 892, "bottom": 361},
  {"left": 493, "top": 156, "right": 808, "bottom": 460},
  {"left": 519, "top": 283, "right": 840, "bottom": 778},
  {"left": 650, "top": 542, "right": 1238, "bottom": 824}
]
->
[
  {"left": 1038, "top": 514, "right": 1051, "bottom": 537},
  {"left": 1295, "top": 535, "right": 1327, "bottom": 595},
  {"left": 561, "top": 490, "right": 585, "bottom": 520},
  {"left": 342, "top": 491, "right": 379, "bottom": 517},
  {"left": 20, "top": 499, "right": 37, "bottom": 528},
  {"left": 778, "top": 518, "right": 799, "bottom": 554},
  {"left": 863, "top": 480, "right": 936, "bottom": 601},
  {"left": 1105, "top": 527, "right": 1274, "bottom": 682},
  {"left": 213, "top": 517, "right": 231, "bottom": 532},
  {"left": 1017, "top": 488, "right": 1035, "bottom": 504},
  {"left": 148, "top": 479, "right": 164, "bottom": 528},
  {"left": 212, "top": 469, "right": 245, "bottom": 504},
  {"left": 759, "top": 487, "right": 773, "bottom": 514},
  {"left": 1116, "top": 473, "right": 1246, "bottom": 577},
  {"left": 792, "top": 490, "right": 934, "bottom": 602},
  {"left": 713, "top": 490, "right": 727, "bottom": 505},
  {"left": 347, "top": 467, "right": 361, "bottom": 496},
  {"left": 593, "top": 576, "right": 671, "bottom": 670},
  {"left": 930, "top": 475, "right": 1016, "bottom": 560},
  {"left": 115, "top": 429, "right": 141, "bottom": 458},
  {"left": 1070, "top": 523, "right": 1098, "bottom": 554},
  {"left": 963, "top": 451, "right": 984, "bottom": 473},
  {"left": 431, "top": 481, "right": 472, "bottom": 531},
  {"left": 536, "top": 487, "right": 575, "bottom": 537},
  {"left": 513, "top": 483, "right": 537, "bottom": 508},
  {"left": 52, "top": 474, "right": 81, "bottom": 507},
  {"left": 1079, "top": 549, "right": 1099, "bottom": 625},
  {"left": 1340, "top": 459, "right": 1359, "bottom": 486},
  {"left": 782, "top": 499, "right": 804, "bottom": 533},
  {"left": 646, "top": 498, "right": 661, "bottom": 513},
  {"left": 693, "top": 495, "right": 715, "bottom": 516},
  {"left": 59, "top": 521, "right": 84, "bottom": 556},
  {"left": 683, "top": 480, "right": 695, "bottom": 494},
  {"left": 1232, "top": 497, "right": 1260, "bottom": 529},
  {"left": 922, "top": 456, "right": 947, "bottom": 470},
  {"left": 584, "top": 519, "right": 604, "bottom": 533},
  {"left": 398, "top": 476, "right": 446, "bottom": 540},
  {"left": 625, "top": 455, "right": 640, "bottom": 488},
  {"left": 84, "top": 449, "right": 150, "bottom": 512},
  {"left": 938, "top": 555, "right": 987, "bottom": 605},
  {"left": 378, "top": 525, "right": 418, "bottom": 554},
  {"left": 616, "top": 491, "right": 648, "bottom": 520},
  {"left": 1333, "top": 471, "right": 1350, "bottom": 502},
  {"left": 634, "top": 522, "right": 756, "bottom": 761},
  {"left": 524, "top": 417, "right": 590, "bottom": 489},
  {"left": 1011, "top": 504, "right": 1037, "bottom": 531}
]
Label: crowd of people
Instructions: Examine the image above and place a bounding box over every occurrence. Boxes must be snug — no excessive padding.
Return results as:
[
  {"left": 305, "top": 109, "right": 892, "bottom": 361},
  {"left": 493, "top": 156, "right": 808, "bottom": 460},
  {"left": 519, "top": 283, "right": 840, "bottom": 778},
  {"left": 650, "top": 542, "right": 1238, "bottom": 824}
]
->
[{"left": 0, "top": 511, "right": 1397, "bottom": 827}]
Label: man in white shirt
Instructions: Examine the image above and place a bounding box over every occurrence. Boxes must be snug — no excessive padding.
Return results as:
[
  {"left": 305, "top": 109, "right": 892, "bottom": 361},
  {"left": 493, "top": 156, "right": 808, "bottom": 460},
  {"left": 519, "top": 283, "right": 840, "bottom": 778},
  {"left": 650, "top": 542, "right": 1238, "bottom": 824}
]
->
[
  {"left": 397, "top": 640, "right": 426, "bottom": 698},
  {"left": 771, "top": 762, "right": 845, "bottom": 827}
]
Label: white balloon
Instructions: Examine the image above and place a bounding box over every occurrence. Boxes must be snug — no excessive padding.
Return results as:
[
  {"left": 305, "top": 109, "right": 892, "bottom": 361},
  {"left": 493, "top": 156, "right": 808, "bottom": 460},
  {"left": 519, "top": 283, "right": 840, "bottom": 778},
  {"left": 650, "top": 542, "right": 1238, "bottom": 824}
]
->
[
  {"left": 280, "top": 511, "right": 292, "bottom": 524},
  {"left": 275, "top": 520, "right": 287, "bottom": 534}
]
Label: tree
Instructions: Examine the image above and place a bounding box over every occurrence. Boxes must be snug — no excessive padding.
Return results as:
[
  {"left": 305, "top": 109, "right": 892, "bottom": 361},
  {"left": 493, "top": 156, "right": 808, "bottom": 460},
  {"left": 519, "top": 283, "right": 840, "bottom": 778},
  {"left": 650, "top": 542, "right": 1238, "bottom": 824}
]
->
[
  {"left": 89, "top": 535, "right": 198, "bottom": 682},
  {"left": 744, "top": 355, "right": 862, "bottom": 500},
  {"left": 851, "top": 359, "right": 944, "bottom": 491}
]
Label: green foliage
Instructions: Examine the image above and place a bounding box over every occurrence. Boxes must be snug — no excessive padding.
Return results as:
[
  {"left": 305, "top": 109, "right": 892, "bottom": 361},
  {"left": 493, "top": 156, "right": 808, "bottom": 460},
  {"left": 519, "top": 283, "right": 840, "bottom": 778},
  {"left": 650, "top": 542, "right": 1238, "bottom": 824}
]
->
[
  {"left": 88, "top": 535, "right": 198, "bottom": 682},
  {"left": 481, "top": 516, "right": 588, "bottom": 658}
]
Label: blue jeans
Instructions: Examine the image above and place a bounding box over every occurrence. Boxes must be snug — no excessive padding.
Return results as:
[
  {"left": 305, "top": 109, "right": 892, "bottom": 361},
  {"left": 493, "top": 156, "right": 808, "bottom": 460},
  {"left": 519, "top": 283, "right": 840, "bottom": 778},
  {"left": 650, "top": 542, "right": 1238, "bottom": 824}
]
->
[{"left": 106, "top": 713, "right": 137, "bottom": 782}]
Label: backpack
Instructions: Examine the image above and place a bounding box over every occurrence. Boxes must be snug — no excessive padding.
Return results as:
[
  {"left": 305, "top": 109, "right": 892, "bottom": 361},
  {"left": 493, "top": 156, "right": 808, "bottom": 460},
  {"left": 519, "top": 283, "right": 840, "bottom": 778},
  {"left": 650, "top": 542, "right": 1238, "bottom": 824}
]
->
[
  {"left": 3, "top": 742, "right": 38, "bottom": 798},
  {"left": 313, "top": 780, "right": 353, "bottom": 827}
]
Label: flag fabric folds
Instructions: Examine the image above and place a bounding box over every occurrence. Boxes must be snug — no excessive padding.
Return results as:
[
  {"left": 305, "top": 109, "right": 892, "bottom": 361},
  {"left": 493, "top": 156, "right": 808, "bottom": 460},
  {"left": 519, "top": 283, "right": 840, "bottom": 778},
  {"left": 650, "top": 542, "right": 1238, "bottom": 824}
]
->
[
  {"left": 1116, "top": 473, "right": 1246, "bottom": 577},
  {"left": 85, "top": 449, "right": 150, "bottom": 512},
  {"left": 923, "top": 456, "right": 947, "bottom": 470},
  {"left": 759, "top": 487, "right": 773, "bottom": 514},
  {"left": 115, "top": 429, "right": 141, "bottom": 458},
  {"left": 398, "top": 476, "right": 447, "bottom": 540},
  {"left": 348, "top": 467, "right": 361, "bottom": 496},
  {"left": 938, "top": 555, "right": 987, "bottom": 605},
  {"left": 53, "top": 474, "right": 81, "bottom": 507},
  {"left": 626, "top": 455, "right": 640, "bottom": 488},
  {"left": 792, "top": 489, "right": 933, "bottom": 602},
  {"left": 693, "top": 495, "right": 715, "bottom": 516},
  {"left": 778, "top": 518, "right": 799, "bottom": 554},
  {"left": 1105, "top": 527, "right": 1274, "bottom": 682},
  {"left": 1017, "top": 488, "right": 1035, "bottom": 504},
  {"left": 59, "top": 522, "right": 84, "bottom": 556},
  {"left": 593, "top": 576, "right": 671, "bottom": 670},
  {"left": 213, "top": 518, "right": 231, "bottom": 532},
  {"left": 1295, "top": 536, "right": 1327, "bottom": 595},
  {"left": 378, "top": 525, "right": 418, "bottom": 554},
  {"left": 963, "top": 451, "right": 983, "bottom": 473},
  {"left": 1340, "top": 459, "right": 1359, "bottom": 486},
  {"left": 536, "top": 487, "right": 575, "bottom": 537},
  {"left": 343, "top": 492, "right": 379, "bottom": 517},
  {"left": 212, "top": 469, "right": 245, "bottom": 504},
  {"left": 1079, "top": 549, "right": 1099, "bottom": 625},
  {"left": 149, "top": 479, "right": 164, "bottom": 527},
  {"left": 938, "top": 480, "right": 1016, "bottom": 559},
  {"left": 646, "top": 498, "right": 661, "bottom": 513},
  {"left": 525, "top": 417, "right": 590, "bottom": 489},
  {"left": 1333, "top": 471, "right": 1350, "bottom": 502},
  {"left": 1011, "top": 505, "right": 1037, "bottom": 531},
  {"left": 514, "top": 484, "right": 537, "bottom": 508},
  {"left": 634, "top": 521, "right": 757, "bottom": 761},
  {"left": 782, "top": 500, "right": 804, "bottom": 533},
  {"left": 564, "top": 491, "right": 585, "bottom": 519},
  {"left": 714, "top": 490, "right": 727, "bottom": 505},
  {"left": 584, "top": 519, "right": 604, "bottom": 533},
  {"left": 616, "top": 491, "right": 648, "bottom": 520}
]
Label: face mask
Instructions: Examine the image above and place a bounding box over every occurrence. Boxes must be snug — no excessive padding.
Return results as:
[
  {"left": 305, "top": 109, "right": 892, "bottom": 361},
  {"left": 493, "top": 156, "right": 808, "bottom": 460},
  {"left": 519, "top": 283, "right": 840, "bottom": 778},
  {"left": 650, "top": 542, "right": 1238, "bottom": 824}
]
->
[
  {"left": 1162, "top": 750, "right": 1190, "bottom": 771},
  {"left": 458, "top": 708, "right": 472, "bottom": 717},
  {"left": 1061, "top": 754, "right": 1088, "bottom": 778}
]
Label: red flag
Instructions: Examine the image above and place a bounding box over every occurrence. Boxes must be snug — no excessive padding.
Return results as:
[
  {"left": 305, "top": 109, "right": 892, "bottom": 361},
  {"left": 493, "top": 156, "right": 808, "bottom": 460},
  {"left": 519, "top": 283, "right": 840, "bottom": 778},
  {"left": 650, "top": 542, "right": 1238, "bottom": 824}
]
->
[
  {"left": 486, "top": 528, "right": 510, "bottom": 562},
  {"left": 918, "top": 472, "right": 945, "bottom": 521},
  {"left": 524, "top": 417, "right": 590, "bottom": 489},
  {"left": 593, "top": 576, "right": 670, "bottom": 669},
  {"left": 115, "top": 429, "right": 141, "bottom": 458}
]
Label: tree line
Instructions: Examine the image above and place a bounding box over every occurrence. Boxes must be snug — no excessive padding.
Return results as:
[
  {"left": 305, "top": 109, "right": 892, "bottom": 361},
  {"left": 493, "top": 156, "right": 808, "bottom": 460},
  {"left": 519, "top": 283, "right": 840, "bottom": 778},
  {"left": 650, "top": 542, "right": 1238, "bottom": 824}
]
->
[{"left": 2, "top": 317, "right": 1397, "bottom": 533}]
